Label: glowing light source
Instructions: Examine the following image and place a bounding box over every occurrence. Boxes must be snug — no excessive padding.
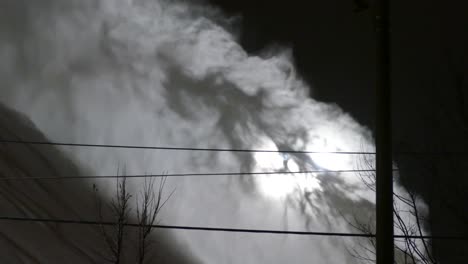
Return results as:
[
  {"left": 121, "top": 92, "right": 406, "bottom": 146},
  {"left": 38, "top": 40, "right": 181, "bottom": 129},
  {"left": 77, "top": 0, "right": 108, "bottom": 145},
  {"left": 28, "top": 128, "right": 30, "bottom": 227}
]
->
[
  {"left": 306, "top": 129, "right": 353, "bottom": 171},
  {"left": 252, "top": 138, "right": 320, "bottom": 199}
]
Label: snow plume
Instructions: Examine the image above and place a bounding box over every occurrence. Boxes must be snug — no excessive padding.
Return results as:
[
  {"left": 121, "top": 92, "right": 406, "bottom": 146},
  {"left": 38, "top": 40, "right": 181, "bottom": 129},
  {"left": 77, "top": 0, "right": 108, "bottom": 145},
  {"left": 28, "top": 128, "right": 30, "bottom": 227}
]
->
[{"left": 0, "top": 0, "right": 429, "bottom": 263}]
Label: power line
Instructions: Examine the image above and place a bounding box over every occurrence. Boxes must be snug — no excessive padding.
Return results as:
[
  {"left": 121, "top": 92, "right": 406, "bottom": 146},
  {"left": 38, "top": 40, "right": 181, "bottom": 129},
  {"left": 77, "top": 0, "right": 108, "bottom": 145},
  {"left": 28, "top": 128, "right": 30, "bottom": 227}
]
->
[
  {"left": 0, "top": 216, "right": 466, "bottom": 240},
  {"left": 0, "top": 216, "right": 367, "bottom": 237},
  {"left": 2, "top": 139, "right": 468, "bottom": 156},
  {"left": 0, "top": 169, "right": 398, "bottom": 181},
  {"left": 0, "top": 139, "right": 374, "bottom": 154}
]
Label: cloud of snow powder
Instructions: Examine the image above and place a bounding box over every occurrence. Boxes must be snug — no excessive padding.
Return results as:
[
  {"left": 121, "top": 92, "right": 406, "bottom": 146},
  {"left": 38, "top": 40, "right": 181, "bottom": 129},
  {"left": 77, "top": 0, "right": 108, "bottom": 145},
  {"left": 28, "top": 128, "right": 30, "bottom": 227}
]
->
[{"left": 0, "top": 0, "right": 429, "bottom": 263}]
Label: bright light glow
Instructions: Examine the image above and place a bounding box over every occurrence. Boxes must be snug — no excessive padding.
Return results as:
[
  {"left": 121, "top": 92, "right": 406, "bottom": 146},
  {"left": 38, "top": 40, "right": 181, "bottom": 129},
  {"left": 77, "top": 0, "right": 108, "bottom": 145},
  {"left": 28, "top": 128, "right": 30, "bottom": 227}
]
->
[
  {"left": 306, "top": 129, "right": 353, "bottom": 171},
  {"left": 252, "top": 127, "right": 359, "bottom": 198},
  {"left": 253, "top": 138, "right": 320, "bottom": 199}
]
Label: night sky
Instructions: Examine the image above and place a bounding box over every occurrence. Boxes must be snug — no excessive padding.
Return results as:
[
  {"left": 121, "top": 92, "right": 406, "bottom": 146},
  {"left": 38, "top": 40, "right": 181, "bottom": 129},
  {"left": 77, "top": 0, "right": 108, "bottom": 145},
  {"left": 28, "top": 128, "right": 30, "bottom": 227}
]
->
[
  {"left": 209, "top": 0, "right": 375, "bottom": 127},
  {"left": 0, "top": 0, "right": 466, "bottom": 262},
  {"left": 209, "top": 0, "right": 468, "bottom": 262},
  {"left": 209, "top": 0, "right": 467, "bottom": 133}
]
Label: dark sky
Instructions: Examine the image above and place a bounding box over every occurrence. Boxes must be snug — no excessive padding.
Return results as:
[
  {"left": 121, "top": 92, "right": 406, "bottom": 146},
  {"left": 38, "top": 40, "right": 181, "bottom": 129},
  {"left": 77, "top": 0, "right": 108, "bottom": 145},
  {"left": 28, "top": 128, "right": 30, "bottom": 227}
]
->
[
  {"left": 208, "top": 0, "right": 467, "bottom": 132},
  {"left": 208, "top": 0, "right": 468, "bottom": 262},
  {"left": 0, "top": 0, "right": 466, "bottom": 262},
  {"left": 209, "top": 0, "right": 375, "bottom": 128}
]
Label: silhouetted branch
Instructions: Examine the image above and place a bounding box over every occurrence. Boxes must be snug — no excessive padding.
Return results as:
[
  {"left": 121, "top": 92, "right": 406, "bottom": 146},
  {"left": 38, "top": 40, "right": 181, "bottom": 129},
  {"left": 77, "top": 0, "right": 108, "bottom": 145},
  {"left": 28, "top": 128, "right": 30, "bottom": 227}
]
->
[
  {"left": 345, "top": 154, "right": 437, "bottom": 263},
  {"left": 136, "top": 174, "right": 174, "bottom": 264},
  {"left": 93, "top": 167, "right": 173, "bottom": 264},
  {"left": 93, "top": 165, "right": 132, "bottom": 264}
]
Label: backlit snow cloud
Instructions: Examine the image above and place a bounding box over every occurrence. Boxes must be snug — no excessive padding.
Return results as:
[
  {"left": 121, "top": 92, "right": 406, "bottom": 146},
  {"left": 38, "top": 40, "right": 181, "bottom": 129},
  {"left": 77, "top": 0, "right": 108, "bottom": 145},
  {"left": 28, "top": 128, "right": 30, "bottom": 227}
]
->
[{"left": 0, "top": 0, "right": 427, "bottom": 263}]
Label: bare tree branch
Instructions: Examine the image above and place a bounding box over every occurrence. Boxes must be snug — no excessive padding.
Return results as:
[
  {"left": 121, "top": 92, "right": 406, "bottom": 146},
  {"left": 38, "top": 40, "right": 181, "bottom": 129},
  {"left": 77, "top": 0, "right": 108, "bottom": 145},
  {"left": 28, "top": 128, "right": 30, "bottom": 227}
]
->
[
  {"left": 93, "top": 166, "right": 132, "bottom": 264},
  {"left": 135, "top": 174, "right": 174, "bottom": 264},
  {"left": 344, "top": 154, "right": 437, "bottom": 263}
]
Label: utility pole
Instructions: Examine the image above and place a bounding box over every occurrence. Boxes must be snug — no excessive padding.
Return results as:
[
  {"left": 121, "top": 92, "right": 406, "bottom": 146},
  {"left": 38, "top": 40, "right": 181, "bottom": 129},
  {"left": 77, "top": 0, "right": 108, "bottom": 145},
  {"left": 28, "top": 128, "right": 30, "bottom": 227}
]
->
[{"left": 374, "top": 0, "right": 393, "bottom": 263}]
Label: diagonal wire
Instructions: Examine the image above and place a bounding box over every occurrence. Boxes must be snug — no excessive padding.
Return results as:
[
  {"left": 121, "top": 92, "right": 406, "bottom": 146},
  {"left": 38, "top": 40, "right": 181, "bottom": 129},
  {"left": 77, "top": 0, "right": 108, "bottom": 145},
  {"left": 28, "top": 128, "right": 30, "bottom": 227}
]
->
[
  {"left": 2, "top": 139, "right": 468, "bottom": 156},
  {"left": 0, "top": 216, "right": 368, "bottom": 237},
  {"left": 0, "top": 169, "right": 400, "bottom": 181},
  {"left": 0, "top": 216, "right": 467, "bottom": 240},
  {"left": 0, "top": 139, "right": 374, "bottom": 154}
]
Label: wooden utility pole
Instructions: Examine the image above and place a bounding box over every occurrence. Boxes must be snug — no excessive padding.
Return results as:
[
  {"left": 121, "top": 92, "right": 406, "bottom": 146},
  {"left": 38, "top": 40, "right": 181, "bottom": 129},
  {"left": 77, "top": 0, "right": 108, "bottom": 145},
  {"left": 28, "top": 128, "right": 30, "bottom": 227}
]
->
[{"left": 374, "top": 0, "right": 393, "bottom": 263}]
